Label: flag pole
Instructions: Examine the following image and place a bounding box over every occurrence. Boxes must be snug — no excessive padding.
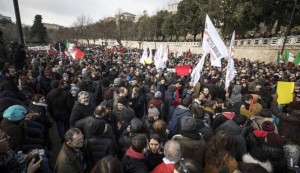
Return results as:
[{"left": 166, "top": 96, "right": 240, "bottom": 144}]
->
[{"left": 280, "top": 0, "right": 297, "bottom": 56}]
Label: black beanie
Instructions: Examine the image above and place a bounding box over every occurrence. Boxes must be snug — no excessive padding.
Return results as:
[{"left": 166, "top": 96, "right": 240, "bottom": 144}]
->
[{"left": 118, "top": 96, "right": 128, "bottom": 106}]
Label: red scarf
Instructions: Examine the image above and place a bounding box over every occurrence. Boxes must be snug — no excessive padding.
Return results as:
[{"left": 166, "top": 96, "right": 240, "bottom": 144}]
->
[{"left": 125, "top": 146, "right": 144, "bottom": 160}]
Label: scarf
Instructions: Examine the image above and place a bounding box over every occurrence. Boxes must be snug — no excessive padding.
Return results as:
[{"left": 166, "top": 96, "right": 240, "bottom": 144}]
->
[{"left": 125, "top": 146, "right": 144, "bottom": 160}]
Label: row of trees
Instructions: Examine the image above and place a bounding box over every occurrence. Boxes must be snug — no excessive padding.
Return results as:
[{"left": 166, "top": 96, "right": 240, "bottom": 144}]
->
[
  {"left": 1, "top": 0, "right": 299, "bottom": 45},
  {"left": 61, "top": 0, "right": 300, "bottom": 44}
]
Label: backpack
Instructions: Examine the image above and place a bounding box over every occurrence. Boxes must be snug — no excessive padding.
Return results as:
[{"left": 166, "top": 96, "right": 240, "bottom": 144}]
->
[{"left": 167, "top": 111, "right": 186, "bottom": 138}]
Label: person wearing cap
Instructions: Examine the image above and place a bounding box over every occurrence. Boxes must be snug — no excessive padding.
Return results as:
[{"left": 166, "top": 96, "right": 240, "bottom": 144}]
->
[
  {"left": 143, "top": 105, "right": 160, "bottom": 135},
  {"left": 0, "top": 105, "right": 27, "bottom": 151},
  {"left": 172, "top": 116, "right": 205, "bottom": 171},
  {"left": 111, "top": 96, "right": 135, "bottom": 133},
  {"left": 0, "top": 104, "right": 45, "bottom": 151}
]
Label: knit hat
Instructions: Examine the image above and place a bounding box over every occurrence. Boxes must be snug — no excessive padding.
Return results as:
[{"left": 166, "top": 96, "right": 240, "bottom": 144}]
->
[
  {"left": 154, "top": 91, "right": 162, "bottom": 99},
  {"left": 50, "top": 80, "right": 60, "bottom": 89},
  {"left": 114, "top": 78, "right": 121, "bottom": 85},
  {"left": 3, "top": 105, "right": 27, "bottom": 121},
  {"left": 130, "top": 118, "right": 144, "bottom": 133},
  {"left": 117, "top": 97, "right": 128, "bottom": 106},
  {"left": 62, "top": 73, "right": 69, "bottom": 77},
  {"left": 148, "top": 105, "right": 160, "bottom": 118},
  {"left": 262, "top": 121, "right": 275, "bottom": 132},
  {"left": 222, "top": 112, "right": 235, "bottom": 120},
  {"left": 249, "top": 146, "right": 268, "bottom": 162},
  {"left": 181, "top": 116, "right": 196, "bottom": 131}
]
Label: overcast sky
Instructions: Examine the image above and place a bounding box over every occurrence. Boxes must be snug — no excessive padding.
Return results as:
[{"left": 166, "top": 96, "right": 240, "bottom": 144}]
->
[{"left": 0, "top": 0, "right": 176, "bottom": 27}]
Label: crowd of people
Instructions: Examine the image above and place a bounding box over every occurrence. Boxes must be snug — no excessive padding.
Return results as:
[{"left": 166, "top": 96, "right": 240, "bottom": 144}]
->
[{"left": 0, "top": 38, "right": 300, "bottom": 173}]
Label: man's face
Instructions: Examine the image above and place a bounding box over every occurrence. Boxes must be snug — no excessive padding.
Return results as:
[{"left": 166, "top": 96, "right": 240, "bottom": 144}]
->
[
  {"left": 117, "top": 103, "right": 125, "bottom": 111},
  {"left": 79, "top": 94, "right": 89, "bottom": 105},
  {"left": 68, "top": 133, "right": 84, "bottom": 149}
]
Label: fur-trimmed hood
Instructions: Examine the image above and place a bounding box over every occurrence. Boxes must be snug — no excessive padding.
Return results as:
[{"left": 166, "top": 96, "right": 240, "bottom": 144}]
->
[{"left": 242, "top": 153, "right": 273, "bottom": 173}]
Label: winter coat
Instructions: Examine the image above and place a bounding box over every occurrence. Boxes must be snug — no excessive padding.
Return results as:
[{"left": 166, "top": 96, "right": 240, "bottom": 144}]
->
[
  {"left": 215, "top": 120, "right": 247, "bottom": 161},
  {"left": 242, "top": 153, "right": 273, "bottom": 172},
  {"left": 278, "top": 110, "right": 300, "bottom": 146},
  {"left": 0, "top": 77, "right": 19, "bottom": 97},
  {"left": 228, "top": 85, "right": 242, "bottom": 106},
  {"left": 54, "top": 144, "right": 84, "bottom": 173},
  {"left": 151, "top": 158, "right": 175, "bottom": 173},
  {"left": 130, "top": 94, "right": 145, "bottom": 119},
  {"left": 145, "top": 151, "right": 164, "bottom": 171},
  {"left": 69, "top": 101, "right": 94, "bottom": 127},
  {"left": 85, "top": 135, "right": 115, "bottom": 171},
  {"left": 172, "top": 133, "right": 205, "bottom": 169},
  {"left": 122, "top": 147, "right": 148, "bottom": 173},
  {"left": 46, "top": 88, "right": 70, "bottom": 122}
]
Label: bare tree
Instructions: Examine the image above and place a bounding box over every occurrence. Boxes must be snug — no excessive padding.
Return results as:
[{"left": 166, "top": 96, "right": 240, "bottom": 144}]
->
[{"left": 73, "top": 14, "right": 93, "bottom": 46}]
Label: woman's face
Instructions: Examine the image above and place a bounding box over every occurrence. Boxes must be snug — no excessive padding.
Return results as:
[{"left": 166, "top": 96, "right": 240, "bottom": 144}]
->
[{"left": 149, "top": 139, "right": 160, "bottom": 154}]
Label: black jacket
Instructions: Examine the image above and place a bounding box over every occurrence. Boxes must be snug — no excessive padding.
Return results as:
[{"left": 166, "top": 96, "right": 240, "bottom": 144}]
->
[
  {"left": 85, "top": 135, "right": 115, "bottom": 171},
  {"left": 69, "top": 101, "right": 94, "bottom": 127},
  {"left": 46, "top": 88, "right": 70, "bottom": 122}
]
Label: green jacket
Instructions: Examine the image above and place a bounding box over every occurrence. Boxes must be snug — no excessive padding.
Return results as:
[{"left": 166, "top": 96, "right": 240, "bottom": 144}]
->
[{"left": 54, "top": 143, "right": 84, "bottom": 173}]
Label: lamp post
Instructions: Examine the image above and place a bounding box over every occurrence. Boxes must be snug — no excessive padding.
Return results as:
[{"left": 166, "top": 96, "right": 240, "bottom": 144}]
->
[{"left": 13, "top": 0, "right": 25, "bottom": 45}]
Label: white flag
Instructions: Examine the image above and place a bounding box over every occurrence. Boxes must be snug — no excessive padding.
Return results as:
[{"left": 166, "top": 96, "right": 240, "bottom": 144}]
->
[
  {"left": 140, "top": 48, "right": 147, "bottom": 65},
  {"left": 154, "top": 44, "right": 168, "bottom": 69},
  {"left": 225, "top": 31, "right": 235, "bottom": 89},
  {"left": 202, "top": 15, "right": 228, "bottom": 62},
  {"left": 210, "top": 56, "right": 222, "bottom": 67},
  {"left": 191, "top": 52, "right": 207, "bottom": 86}
]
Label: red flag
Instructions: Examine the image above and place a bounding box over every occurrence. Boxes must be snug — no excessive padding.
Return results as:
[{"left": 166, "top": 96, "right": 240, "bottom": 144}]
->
[{"left": 175, "top": 65, "right": 191, "bottom": 76}]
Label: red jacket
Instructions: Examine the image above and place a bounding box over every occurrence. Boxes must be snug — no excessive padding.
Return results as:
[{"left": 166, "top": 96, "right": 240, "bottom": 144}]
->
[{"left": 152, "top": 160, "right": 174, "bottom": 173}]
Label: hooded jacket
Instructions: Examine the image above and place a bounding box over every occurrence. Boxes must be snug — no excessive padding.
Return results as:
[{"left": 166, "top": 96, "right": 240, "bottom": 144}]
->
[{"left": 228, "top": 85, "right": 242, "bottom": 106}]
